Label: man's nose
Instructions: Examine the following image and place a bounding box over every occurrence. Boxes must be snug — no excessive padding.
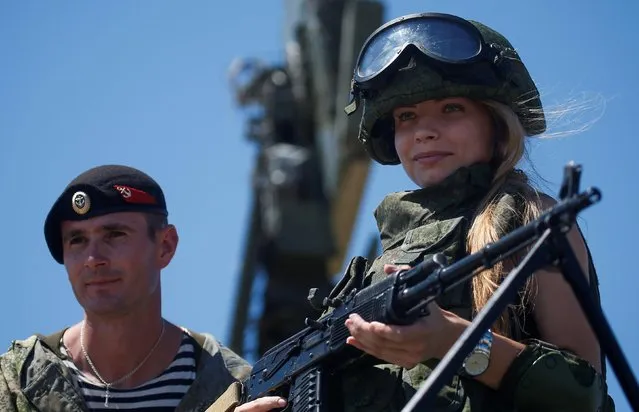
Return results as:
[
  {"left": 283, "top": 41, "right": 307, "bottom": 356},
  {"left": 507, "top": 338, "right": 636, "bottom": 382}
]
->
[{"left": 84, "top": 240, "right": 108, "bottom": 269}]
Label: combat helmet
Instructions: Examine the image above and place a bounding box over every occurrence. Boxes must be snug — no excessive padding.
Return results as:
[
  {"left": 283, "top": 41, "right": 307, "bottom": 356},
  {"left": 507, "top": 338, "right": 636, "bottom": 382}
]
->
[{"left": 344, "top": 12, "right": 546, "bottom": 165}]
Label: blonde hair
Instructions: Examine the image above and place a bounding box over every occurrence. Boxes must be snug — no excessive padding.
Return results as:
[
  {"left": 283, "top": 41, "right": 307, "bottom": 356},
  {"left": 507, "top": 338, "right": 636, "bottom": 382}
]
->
[{"left": 467, "top": 100, "right": 545, "bottom": 337}]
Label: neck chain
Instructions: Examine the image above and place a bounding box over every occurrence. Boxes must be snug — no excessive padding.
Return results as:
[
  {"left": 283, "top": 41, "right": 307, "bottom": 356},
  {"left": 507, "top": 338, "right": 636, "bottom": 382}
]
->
[{"left": 80, "top": 320, "right": 166, "bottom": 408}]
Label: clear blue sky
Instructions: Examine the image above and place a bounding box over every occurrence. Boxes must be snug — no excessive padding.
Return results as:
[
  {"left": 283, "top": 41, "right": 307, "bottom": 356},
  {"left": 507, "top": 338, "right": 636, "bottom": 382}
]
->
[{"left": 1, "top": 1, "right": 637, "bottom": 410}]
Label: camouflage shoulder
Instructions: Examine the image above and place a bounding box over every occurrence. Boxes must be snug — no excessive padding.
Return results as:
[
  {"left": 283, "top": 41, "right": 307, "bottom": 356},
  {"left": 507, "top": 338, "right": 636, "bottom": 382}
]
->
[
  {"left": 491, "top": 180, "right": 559, "bottom": 234},
  {"left": 182, "top": 329, "right": 252, "bottom": 382},
  {"left": 499, "top": 173, "right": 557, "bottom": 205},
  {"left": 217, "top": 339, "right": 252, "bottom": 382},
  {"left": 0, "top": 335, "right": 39, "bottom": 412},
  {"left": 372, "top": 190, "right": 413, "bottom": 213},
  {"left": 1, "top": 335, "right": 40, "bottom": 372}
]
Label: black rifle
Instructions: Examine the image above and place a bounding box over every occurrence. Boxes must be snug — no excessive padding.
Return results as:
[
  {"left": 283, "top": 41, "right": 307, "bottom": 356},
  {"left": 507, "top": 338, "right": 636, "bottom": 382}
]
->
[
  {"left": 241, "top": 162, "right": 637, "bottom": 411},
  {"left": 402, "top": 163, "right": 639, "bottom": 411}
]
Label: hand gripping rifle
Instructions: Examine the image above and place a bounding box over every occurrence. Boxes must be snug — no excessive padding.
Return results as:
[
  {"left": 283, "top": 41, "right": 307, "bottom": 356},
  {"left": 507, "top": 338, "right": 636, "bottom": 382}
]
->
[{"left": 237, "top": 162, "right": 638, "bottom": 412}]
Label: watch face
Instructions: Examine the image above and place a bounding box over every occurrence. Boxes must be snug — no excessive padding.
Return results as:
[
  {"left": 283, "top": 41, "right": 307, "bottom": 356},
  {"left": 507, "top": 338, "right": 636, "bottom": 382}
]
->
[{"left": 465, "top": 353, "right": 490, "bottom": 376}]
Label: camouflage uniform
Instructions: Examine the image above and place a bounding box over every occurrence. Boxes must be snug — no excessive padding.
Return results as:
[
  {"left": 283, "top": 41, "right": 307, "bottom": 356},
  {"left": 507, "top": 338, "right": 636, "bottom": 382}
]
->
[
  {"left": 329, "top": 163, "right": 614, "bottom": 411},
  {"left": 0, "top": 328, "right": 251, "bottom": 412},
  {"left": 335, "top": 11, "right": 615, "bottom": 411}
]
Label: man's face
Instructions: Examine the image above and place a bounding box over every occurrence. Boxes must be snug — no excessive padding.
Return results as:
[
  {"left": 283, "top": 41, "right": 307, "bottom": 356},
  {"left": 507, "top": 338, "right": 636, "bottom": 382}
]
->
[{"left": 61, "top": 212, "right": 177, "bottom": 316}]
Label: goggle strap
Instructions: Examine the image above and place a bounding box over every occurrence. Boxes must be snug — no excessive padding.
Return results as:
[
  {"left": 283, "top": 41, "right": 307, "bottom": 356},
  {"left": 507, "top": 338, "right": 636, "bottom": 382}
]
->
[
  {"left": 344, "top": 85, "right": 361, "bottom": 115},
  {"left": 344, "top": 96, "right": 359, "bottom": 115}
]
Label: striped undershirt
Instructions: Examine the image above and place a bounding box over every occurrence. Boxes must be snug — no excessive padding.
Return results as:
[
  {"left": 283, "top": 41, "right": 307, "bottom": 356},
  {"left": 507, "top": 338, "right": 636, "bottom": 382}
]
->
[{"left": 61, "top": 332, "right": 197, "bottom": 411}]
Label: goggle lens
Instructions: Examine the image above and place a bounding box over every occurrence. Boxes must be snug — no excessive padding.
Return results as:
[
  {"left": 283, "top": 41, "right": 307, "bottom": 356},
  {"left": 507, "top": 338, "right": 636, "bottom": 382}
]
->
[{"left": 356, "top": 18, "right": 482, "bottom": 81}]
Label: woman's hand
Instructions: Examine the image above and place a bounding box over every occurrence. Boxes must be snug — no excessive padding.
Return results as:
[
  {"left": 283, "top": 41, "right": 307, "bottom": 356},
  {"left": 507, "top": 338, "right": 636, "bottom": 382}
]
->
[
  {"left": 234, "top": 396, "right": 287, "bottom": 411},
  {"left": 344, "top": 264, "right": 462, "bottom": 369}
]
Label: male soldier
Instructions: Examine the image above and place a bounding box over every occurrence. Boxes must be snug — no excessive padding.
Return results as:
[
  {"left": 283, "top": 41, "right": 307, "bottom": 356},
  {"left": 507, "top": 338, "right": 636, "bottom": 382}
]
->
[{"left": 0, "top": 165, "right": 286, "bottom": 412}]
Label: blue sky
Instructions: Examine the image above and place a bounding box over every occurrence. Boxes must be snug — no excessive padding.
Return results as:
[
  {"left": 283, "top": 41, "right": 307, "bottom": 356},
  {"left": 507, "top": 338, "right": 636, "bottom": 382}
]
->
[{"left": 1, "top": 1, "right": 637, "bottom": 410}]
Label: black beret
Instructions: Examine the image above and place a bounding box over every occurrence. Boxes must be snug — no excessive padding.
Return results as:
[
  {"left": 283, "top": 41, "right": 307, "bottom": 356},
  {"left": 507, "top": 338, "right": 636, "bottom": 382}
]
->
[{"left": 44, "top": 165, "right": 168, "bottom": 264}]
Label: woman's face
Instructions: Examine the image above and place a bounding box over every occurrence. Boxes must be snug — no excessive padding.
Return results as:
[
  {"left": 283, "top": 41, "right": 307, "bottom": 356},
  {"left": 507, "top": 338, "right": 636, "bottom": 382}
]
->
[{"left": 393, "top": 97, "right": 495, "bottom": 188}]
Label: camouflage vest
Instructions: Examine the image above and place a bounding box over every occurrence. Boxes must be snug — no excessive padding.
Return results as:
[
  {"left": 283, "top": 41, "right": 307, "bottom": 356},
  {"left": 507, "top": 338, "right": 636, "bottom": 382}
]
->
[{"left": 332, "top": 163, "right": 604, "bottom": 412}]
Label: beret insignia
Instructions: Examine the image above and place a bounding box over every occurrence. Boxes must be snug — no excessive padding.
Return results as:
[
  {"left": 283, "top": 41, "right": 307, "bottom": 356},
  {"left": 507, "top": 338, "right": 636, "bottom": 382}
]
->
[{"left": 71, "top": 191, "right": 91, "bottom": 215}]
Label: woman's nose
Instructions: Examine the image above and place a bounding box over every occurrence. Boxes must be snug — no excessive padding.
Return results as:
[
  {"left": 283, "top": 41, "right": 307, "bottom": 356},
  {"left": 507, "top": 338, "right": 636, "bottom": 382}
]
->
[{"left": 414, "top": 118, "right": 440, "bottom": 142}]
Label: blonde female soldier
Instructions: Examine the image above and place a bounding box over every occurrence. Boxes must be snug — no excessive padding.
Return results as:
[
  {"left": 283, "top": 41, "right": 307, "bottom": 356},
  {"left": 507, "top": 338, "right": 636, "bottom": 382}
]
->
[{"left": 329, "top": 12, "right": 616, "bottom": 412}]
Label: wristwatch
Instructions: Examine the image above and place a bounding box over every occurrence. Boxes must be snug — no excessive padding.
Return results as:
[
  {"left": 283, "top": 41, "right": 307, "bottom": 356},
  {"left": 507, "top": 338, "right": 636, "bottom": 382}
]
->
[{"left": 462, "top": 329, "right": 493, "bottom": 377}]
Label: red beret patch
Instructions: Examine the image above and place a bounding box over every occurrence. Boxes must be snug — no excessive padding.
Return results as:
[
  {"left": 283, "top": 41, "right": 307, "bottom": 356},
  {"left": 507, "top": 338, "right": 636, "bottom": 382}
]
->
[{"left": 113, "top": 185, "right": 157, "bottom": 205}]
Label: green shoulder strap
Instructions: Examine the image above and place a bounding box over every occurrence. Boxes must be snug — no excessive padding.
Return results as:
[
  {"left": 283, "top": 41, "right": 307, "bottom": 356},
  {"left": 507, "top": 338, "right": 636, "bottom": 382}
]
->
[{"left": 36, "top": 328, "right": 69, "bottom": 358}]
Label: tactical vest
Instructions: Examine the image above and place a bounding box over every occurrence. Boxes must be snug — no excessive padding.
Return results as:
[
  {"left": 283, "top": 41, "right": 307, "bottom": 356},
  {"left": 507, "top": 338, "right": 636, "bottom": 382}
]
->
[{"left": 328, "top": 163, "right": 605, "bottom": 412}]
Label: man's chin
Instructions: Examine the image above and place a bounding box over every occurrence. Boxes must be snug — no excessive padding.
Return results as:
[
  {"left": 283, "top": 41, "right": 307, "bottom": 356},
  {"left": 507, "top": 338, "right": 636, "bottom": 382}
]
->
[{"left": 81, "top": 298, "right": 129, "bottom": 317}]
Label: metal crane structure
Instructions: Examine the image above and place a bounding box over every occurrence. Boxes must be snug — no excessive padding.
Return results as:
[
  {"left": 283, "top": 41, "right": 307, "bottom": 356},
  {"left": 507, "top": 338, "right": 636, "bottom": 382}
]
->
[{"left": 227, "top": 0, "right": 385, "bottom": 361}]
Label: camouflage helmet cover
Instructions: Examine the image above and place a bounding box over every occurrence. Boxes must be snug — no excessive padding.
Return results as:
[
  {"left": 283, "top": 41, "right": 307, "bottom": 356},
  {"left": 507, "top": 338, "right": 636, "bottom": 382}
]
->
[{"left": 353, "top": 16, "right": 546, "bottom": 165}]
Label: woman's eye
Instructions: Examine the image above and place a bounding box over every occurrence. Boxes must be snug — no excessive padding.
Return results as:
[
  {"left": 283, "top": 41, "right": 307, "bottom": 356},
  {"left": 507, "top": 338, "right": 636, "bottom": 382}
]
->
[
  {"left": 443, "top": 103, "right": 464, "bottom": 113},
  {"left": 396, "top": 111, "right": 416, "bottom": 121}
]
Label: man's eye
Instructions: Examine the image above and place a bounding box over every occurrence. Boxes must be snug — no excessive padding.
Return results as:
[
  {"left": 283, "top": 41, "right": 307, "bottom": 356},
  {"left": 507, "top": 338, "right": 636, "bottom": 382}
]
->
[
  {"left": 68, "top": 237, "right": 84, "bottom": 246},
  {"left": 108, "top": 231, "right": 126, "bottom": 238}
]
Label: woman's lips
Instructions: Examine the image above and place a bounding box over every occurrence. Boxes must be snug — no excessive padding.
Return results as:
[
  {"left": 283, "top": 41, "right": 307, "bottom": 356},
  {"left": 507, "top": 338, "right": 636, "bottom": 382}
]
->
[{"left": 413, "top": 151, "right": 452, "bottom": 166}]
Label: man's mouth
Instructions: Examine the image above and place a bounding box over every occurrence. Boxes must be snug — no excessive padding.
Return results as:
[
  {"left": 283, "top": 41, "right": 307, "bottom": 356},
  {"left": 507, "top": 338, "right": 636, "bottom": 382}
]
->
[{"left": 86, "top": 278, "right": 120, "bottom": 286}]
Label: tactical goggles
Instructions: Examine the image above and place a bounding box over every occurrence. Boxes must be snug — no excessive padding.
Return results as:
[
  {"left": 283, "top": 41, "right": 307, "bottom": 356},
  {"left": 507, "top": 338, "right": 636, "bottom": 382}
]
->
[{"left": 346, "top": 13, "right": 513, "bottom": 113}]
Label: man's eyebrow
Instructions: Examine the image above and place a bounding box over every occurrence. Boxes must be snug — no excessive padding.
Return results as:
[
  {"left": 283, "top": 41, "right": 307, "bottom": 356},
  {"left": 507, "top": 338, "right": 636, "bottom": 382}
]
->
[
  {"left": 102, "top": 223, "right": 136, "bottom": 232},
  {"left": 62, "top": 229, "right": 84, "bottom": 243},
  {"left": 61, "top": 223, "right": 136, "bottom": 242}
]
